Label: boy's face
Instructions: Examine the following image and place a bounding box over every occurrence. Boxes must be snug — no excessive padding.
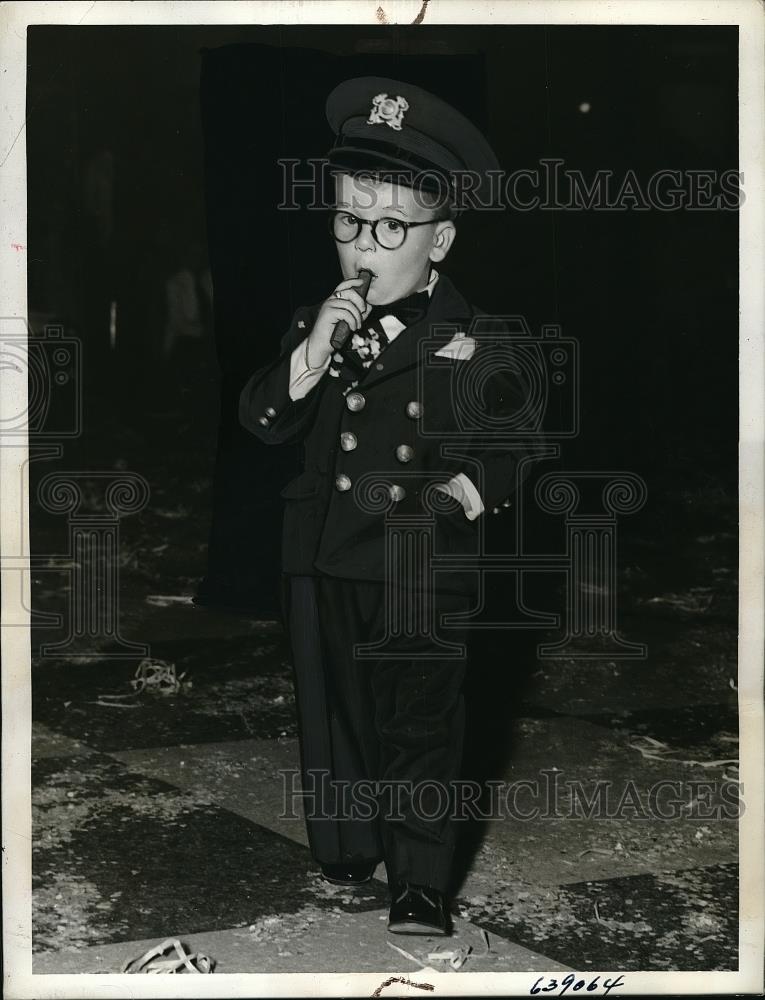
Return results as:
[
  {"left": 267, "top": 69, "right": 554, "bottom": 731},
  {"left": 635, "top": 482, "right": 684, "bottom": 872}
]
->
[{"left": 333, "top": 173, "right": 456, "bottom": 305}]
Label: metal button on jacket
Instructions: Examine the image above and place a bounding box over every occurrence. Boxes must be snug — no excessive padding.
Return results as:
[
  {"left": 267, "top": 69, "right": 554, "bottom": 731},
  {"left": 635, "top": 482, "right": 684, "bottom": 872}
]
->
[
  {"left": 265, "top": 406, "right": 277, "bottom": 418},
  {"left": 395, "top": 444, "right": 414, "bottom": 463},
  {"left": 389, "top": 484, "right": 406, "bottom": 502},
  {"left": 346, "top": 391, "right": 366, "bottom": 412},
  {"left": 335, "top": 474, "right": 352, "bottom": 492},
  {"left": 406, "top": 400, "right": 423, "bottom": 419},
  {"left": 340, "top": 432, "right": 358, "bottom": 451},
  {"left": 258, "top": 416, "right": 270, "bottom": 426}
]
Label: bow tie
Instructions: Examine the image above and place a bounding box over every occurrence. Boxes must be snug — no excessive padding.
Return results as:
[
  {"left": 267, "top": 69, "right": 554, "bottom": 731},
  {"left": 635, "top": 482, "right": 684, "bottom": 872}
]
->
[
  {"left": 366, "top": 288, "right": 431, "bottom": 329},
  {"left": 329, "top": 287, "right": 432, "bottom": 383}
]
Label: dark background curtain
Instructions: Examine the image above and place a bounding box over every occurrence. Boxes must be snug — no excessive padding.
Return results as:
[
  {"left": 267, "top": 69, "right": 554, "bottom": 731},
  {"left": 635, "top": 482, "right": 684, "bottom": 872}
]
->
[
  {"left": 26, "top": 25, "right": 738, "bottom": 614},
  {"left": 196, "top": 41, "right": 489, "bottom": 612}
]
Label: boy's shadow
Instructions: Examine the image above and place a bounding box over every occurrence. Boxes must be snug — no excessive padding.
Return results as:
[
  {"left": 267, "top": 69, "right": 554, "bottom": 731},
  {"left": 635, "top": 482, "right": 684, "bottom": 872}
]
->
[{"left": 448, "top": 572, "right": 551, "bottom": 899}]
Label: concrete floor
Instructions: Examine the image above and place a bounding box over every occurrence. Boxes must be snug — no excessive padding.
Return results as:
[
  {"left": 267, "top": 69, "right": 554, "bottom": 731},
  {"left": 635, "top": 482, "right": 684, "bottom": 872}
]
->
[{"left": 30, "top": 596, "right": 739, "bottom": 976}]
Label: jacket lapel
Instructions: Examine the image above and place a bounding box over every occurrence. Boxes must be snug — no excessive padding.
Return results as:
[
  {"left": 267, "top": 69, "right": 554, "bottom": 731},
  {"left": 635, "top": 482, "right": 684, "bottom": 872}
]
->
[{"left": 359, "top": 273, "right": 474, "bottom": 388}]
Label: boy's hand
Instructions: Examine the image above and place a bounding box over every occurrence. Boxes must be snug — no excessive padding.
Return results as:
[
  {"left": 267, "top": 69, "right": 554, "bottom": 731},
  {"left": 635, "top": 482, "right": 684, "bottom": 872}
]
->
[{"left": 305, "top": 277, "right": 372, "bottom": 366}]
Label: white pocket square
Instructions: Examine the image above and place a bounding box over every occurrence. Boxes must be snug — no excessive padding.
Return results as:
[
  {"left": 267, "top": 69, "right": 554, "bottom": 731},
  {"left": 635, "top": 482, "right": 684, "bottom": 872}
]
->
[{"left": 433, "top": 332, "right": 476, "bottom": 360}]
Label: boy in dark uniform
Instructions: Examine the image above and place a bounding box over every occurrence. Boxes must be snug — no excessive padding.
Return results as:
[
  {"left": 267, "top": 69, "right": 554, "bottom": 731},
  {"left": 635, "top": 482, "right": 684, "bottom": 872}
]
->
[{"left": 240, "top": 77, "right": 528, "bottom": 935}]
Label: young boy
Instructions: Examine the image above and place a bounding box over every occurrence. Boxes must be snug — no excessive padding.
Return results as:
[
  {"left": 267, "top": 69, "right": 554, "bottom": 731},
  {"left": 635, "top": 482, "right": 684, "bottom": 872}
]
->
[{"left": 239, "top": 77, "right": 527, "bottom": 935}]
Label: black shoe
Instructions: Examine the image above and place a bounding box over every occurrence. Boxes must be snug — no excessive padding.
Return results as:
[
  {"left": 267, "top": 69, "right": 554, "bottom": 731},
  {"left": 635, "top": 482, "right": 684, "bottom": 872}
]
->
[
  {"left": 387, "top": 882, "right": 450, "bottom": 936},
  {"left": 320, "top": 861, "right": 377, "bottom": 886}
]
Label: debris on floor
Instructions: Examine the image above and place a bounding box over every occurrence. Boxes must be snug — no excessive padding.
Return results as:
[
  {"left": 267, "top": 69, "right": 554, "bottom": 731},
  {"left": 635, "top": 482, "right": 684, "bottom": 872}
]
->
[
  {"left": 387, "top": 941, "right": 428, "bottom": 968},
  {"left": 639, "top": 588, "right": 714, "bottom": 615},
  {"left": 145, "top": 595, "right": 196, "bottom": 607},
  {"left": 92, "top": 659, "right": 191, "bottom": 708},
  {"left": 428, "top": 945, "right": 473, "bottom": 970},
  {"left": 131, "top": 660, "right": 189, "bottom": 696},
  {"left": 121, "top": 937, "right": 214, "bottom": 973},
  {"left": 627, "top": 733, "right": 738, "bottom": 771}
]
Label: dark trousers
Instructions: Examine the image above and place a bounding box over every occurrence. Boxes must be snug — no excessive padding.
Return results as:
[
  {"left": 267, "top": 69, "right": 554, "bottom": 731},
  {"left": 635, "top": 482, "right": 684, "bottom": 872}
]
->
[{"left": 284, "top": 574, "right": 471, "bottom": 892}]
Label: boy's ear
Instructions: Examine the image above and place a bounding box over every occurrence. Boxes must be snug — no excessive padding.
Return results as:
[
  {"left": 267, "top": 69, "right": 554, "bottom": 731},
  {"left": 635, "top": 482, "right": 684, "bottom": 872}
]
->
[{"left": 429, "top": 220, "right": 456, "bottom": 263}]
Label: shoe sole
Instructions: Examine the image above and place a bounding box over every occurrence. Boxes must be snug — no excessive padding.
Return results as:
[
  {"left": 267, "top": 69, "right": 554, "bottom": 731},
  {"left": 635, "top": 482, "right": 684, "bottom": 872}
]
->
[
  {"left": 322, "top": 875, "right": 374, "bottom": 886},
  {"left": 387, "top": 921, "right": 449, "bottom": 936}
]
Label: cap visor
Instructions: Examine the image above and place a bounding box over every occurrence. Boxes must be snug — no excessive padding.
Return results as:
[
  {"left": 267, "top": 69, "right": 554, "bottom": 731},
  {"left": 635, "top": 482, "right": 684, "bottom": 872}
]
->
[{"left": 327, "top": 146, "right": 452, "bottom": 195}]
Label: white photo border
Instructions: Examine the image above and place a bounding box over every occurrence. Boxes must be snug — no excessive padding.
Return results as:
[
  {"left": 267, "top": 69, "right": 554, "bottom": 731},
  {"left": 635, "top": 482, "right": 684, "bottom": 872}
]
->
[{"left": 1, "top": 1, "right": 762, "bottom": 997}]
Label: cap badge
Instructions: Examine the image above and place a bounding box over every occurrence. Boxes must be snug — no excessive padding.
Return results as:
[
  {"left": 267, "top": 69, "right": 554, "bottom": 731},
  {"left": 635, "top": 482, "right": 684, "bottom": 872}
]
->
[{"left": 368, "top": 93, "right": 409, "bottom": 131}]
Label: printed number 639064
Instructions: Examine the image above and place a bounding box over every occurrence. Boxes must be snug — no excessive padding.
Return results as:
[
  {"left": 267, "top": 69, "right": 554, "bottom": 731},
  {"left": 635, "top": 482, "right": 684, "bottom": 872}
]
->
[{"left": 530, "top": 974, "right": 625, "bottom": 996}]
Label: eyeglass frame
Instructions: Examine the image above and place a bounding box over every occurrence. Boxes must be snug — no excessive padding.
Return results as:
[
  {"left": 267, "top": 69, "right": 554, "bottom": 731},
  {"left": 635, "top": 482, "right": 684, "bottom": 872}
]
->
[{"left": 328, "top": 209, "right": 447, "bottom": 250}]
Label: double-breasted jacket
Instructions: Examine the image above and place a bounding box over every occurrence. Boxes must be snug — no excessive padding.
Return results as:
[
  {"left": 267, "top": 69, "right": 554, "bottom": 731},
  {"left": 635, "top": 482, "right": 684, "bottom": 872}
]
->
[{"left": 239, "top": 273, "right": 534, "bottom": 595}]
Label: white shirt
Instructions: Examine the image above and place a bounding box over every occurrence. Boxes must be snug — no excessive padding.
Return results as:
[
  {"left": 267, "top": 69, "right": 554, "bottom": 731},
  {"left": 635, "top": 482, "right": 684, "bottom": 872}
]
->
[{"left": 287, "top": 268, "right": 484, "bottom": 521}]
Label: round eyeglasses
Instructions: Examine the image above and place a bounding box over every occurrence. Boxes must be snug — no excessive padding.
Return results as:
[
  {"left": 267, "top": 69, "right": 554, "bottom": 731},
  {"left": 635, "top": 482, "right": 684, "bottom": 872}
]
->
[{"left": 329, "top": 210, "right": 441, "bottom": 250}]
